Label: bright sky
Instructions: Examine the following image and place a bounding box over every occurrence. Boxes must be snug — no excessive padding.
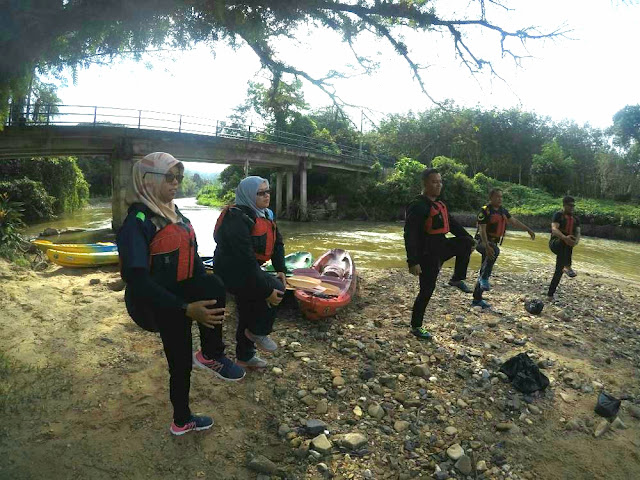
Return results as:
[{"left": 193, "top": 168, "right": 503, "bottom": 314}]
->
[{"left": 48, "top": 0, "right": 640, "bottom": 159}]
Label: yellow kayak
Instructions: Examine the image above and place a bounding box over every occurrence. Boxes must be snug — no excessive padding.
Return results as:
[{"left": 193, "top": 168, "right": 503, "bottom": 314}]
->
[
  {"left": 33, "top": 239, "right": 117, "bottom": 254},
  {"left": 47, "top": 248, "right": 119, "bottom": 268}
]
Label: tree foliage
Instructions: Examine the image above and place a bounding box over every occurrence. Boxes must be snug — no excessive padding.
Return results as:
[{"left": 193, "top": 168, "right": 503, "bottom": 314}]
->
[
  {"left": 0, "top": 179, "right": 55, "bottom": 222},
  {"left": 0, "top": 157, "right": 89, "bottom": 215},
  {"left": 530, "top": 140, "right": 575, "bottom": 196},
  {"left": 1, "top": 0, "right": 566, "bottom": 121}
]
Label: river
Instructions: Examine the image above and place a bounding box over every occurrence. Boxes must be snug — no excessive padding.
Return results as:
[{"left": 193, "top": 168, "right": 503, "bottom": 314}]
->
[{"left": 23, "top": 197, "right": 640, "bottom": 282}]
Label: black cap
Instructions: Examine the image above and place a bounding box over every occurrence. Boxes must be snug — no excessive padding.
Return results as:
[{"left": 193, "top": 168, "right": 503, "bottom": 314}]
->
[{"left": 563, "top": 196, "right": 575, "bottom": 205}]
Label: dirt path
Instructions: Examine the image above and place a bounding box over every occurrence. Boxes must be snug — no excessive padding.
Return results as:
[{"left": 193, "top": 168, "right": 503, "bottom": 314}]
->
[{"left": 0, "top": 259, "right": 639, "bottom": 479}]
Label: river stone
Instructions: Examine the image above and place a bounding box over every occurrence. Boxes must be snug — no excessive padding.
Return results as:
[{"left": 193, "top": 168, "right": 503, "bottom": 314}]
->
[
  {"left": 293, "top": 351, "right": 311, "bottom": 358},
  {"left": 446, "top": 443, "right": 464, "bottom": 461},
  {"left": 306, "top": 419, "right": 327, "bottom": 435},
  {"left": 628, "top": 405, "right": 640, "bottom": 419},
  {"left": 496, "top": 422, "right": 515, "bottom": 432},
  {"left": 353, "top": 405, "right": 363, "bottom": 417},
  {"left": 476, "top": 460, "right": 488, "bottom": 472},
  {"left": 332, "top": 376, "right": 345, "bottom": 387},
  {"left": 528, "top": 405, "right": 541, "bottom": 415},
  {"left": 444, "top": 426, "right": 458, "bottom": 436},
  {"left": 311, "top": 434, "right": 333, "bottom": 455},
  {"left": 342, "top": 433, "right": 368, "bottom": 450},
  {"left": 379, "top": 375, "right": 397, "bottom": 388},
  {"left": 411, "top": 365, "right": 430, "bottom": 377},
  {"left": 247, "top": 454, "right": 277, "bottom": 474},
  {"left": 394, "top": 420, "right": 410, "bottom": 433},
  {"left": 456, "top": 399, "right": 469, "bottom": 408},
  {"left": 611, "top": 417, "right": 627, "bottom": 430},
  {"left": 301, "top": 395, "right": 316, "bottom": 406},
  {"left": 278, "top": 424, "right": 291, "bottom": 437},
  {"left": 316, "top": 399, "right": 328, "bottom": 414},
  {"left": 594, "top": 419, "right": 610, "bottom": 437},
  {"left": 368, "top": 403, "right": 385, "bottom": 419},
  {"left": 455, "top": 455, "right": 473, "bottom": 475}
]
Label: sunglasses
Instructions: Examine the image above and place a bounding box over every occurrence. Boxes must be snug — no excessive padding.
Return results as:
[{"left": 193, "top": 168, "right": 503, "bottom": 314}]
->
[
  {"left": 144, "top": 172, "right": 184, "bottom": 183},
  {"left": 256, "top": 189, "right": 271, "bottom": 197}
]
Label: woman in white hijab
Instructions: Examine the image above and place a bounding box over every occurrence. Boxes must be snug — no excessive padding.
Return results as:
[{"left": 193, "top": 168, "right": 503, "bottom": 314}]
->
[
  {"left": 213, "top": 176, "right": 286, "bottom": 369},
  {"left": 117, "top": 152, "right": 245, "bottom": 436}
]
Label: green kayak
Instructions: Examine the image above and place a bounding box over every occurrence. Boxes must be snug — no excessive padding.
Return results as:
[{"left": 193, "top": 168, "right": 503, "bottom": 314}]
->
[{"left": 264, "top": 251, "right": 313, "bottom": 274}]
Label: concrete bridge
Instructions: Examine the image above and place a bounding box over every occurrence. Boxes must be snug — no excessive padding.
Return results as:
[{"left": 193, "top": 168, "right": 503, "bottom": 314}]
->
[{"left": 1, "top": 105, "right": 389, "bottom": 228}]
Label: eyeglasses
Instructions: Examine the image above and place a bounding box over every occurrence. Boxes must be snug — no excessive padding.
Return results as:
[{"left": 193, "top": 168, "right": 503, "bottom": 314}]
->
[
  {"left": 256, "top": 189, "right": 271, "bottom": 197},
  {"left": 143, "top": 172, "right": 184, "bottom": 183}
]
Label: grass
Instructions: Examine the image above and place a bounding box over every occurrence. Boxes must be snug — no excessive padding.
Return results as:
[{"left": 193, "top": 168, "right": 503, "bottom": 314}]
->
[{"left": 501, "top": 185, "right": 640, "bottom": 227}]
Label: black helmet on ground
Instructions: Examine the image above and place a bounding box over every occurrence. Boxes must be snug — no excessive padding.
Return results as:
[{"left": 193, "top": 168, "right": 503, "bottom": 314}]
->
[{"left": 525, "top": 299, "right": 544, "bottom": 315}]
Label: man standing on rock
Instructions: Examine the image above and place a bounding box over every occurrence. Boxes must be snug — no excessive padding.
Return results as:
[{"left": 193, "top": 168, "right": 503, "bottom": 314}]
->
[
  {"left": 404, "top": 167, "right": 475, "bottom": 339},
  {"left": 471, "top": 188, "right": 536, "bottom": 310},
  {"left": 547, "top": 196, "right": 580, "bottom": 299}
]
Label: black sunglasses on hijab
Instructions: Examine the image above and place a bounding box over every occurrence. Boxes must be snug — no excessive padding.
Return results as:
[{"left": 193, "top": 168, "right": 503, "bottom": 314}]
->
[{"left": 143, "top": 171, "right": 184, "bottom": 183}]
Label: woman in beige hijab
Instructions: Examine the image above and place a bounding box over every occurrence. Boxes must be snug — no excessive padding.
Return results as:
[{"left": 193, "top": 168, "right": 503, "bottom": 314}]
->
[{"left": 117, "top": 152, "right": 245, "bottom": 436}]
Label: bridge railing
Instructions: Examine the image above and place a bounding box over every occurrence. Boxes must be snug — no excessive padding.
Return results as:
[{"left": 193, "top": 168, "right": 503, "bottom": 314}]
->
[{"left": 4, "top": 104, "right": 396, "bottom": 168}]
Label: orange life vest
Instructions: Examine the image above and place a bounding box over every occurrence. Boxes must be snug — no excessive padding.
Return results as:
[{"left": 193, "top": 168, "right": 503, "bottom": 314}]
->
[
  {"left": 214, "top": 205, "right": 277, "bottom": 264},
  {"left": 485, "top": 206, "right": 507, "bottom": 241},
  {"left": 424, "top": 201, "right": 450, "bottom": 235},
  {"left": 149, "top": 220, "right": 196, "bottom": 283},
  {"left": 561, "top": 214, "right": 575, "bottom": 236}
]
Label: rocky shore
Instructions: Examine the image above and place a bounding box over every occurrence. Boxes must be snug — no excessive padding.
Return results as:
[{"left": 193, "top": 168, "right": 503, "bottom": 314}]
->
[{"left": 0, "top": 259, "right": 639, "bottom": 479}]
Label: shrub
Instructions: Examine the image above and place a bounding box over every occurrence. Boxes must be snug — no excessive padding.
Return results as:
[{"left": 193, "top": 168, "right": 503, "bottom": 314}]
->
[
  {"left": 0, "top": 179, "right": 55, "bottom": 222},
  {"left": 0, "top": 193, "right": 25, "bottom": 258},
  {"left": 0, "top": 157, "right": 89, "bottom": 214}
]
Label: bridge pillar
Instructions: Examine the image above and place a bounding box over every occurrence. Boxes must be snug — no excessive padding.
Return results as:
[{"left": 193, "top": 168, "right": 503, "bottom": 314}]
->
[
  {"left": 286, "top": 171, "right": 294, "bottom": 217},
  {"left": 275, "top": 171, "right": 283, "bottom": 218},
  {"left": 111, "top": 140, "right": 135, "bottom": 231},
  {"left": 300, "top": 162, "right": 309, "bottom": 220}
]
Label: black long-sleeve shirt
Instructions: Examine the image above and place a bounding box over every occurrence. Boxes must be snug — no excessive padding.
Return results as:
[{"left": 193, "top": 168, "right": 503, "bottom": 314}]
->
[
  {"left": 213, "top": 205, "right": 285, "bottom": 299},
  {"left": 404, "top": 195, "right": 472, "bottom": 267}
]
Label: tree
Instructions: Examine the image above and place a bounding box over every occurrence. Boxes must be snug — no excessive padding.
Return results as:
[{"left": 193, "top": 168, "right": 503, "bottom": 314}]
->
[
  {"left": 1, "top": 1, "right": 567, "bottom": 122},
  {"left": 611, "top": 105, "right": 640, "bottom": 149},
  {"left": 530, "top": 140, "right": 575, "bottom": 196}
]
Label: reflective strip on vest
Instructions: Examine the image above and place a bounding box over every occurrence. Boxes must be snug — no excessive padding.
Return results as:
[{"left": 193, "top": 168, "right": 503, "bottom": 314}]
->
[{"left": 424, "top": 201, "right": 450, "bottom": 235}]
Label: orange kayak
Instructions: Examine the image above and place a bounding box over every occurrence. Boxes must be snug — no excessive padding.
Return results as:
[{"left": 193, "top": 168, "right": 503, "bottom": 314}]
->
[{"left": 293, "top": 249, "right": 356, "bottom": 320}]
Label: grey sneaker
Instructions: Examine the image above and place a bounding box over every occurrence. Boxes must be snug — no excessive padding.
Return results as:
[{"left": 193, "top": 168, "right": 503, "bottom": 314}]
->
[
  {"left": 236, "top": 355, "right": 268, "bottom": 369},
  {"left": 244, "top": 328, "right": 277, "bottom": 352}
]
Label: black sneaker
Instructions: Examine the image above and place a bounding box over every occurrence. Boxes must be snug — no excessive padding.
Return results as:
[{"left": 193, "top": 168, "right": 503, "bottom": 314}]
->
[
  {"left": 448, "top": 280, "right": 472, "bottom": 293},
  {"left": 564, "top": 267, "right": 577, "bottom": 278},
  {"left": 411, "top": 326, "right": 433, "bottom": 340}
]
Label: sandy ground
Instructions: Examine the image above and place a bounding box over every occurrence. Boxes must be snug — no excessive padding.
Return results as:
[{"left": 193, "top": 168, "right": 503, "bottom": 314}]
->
[{"left": 0, "top": 257, "right": 639, "bottom": 480}]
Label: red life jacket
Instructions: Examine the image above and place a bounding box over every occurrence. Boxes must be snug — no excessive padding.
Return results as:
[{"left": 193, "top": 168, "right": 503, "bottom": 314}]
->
[
  {"left": 149, "top": 217, "right": 196, "bottom": 283},
  {"left": 424, "top": 201, "right": 450, "bottom": 235},
  {"left": 214, "top": 205, "right": 277, "bottom": 264},
  {"left": 485, "top": 206, "right": 507, "bottom": 241},
  {"left": 561, "top": 214, "right": 575, "bottom": 236}
]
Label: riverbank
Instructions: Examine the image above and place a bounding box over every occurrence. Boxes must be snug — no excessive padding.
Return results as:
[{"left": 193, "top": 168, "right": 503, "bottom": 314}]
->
[{"left": 1, "top": 259, "right": 639, "bottom": 479}]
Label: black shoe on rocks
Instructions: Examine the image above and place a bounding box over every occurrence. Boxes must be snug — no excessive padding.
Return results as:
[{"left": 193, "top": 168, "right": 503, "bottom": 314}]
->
[{"left": 448, "top": 280, "right": 472, "bottom": 293}]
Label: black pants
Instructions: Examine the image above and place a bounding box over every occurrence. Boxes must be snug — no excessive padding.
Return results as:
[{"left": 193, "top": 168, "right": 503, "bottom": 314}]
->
[
  {"left": 472, "top": 241, "right": 500, "bottom": 301},
  {"left": 155, "top": 274, "right": 226, "bottom": 425},
  {"left": 230, "top": 276, "right": 284, "bottom": 362},
  {"left": 411, "top": 236, "right": 473, "bottom": 328},
  {"left": 548, "top": 237, "right": 573, "bottom": 296}
]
